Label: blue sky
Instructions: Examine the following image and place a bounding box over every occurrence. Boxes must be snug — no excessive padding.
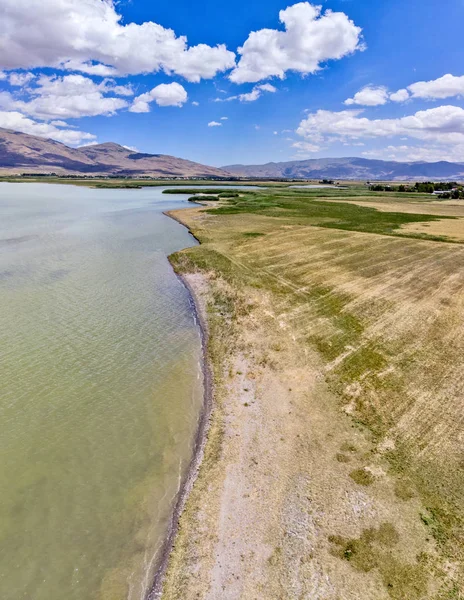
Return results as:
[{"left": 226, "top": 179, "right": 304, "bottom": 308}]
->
[{"left": 1, "top": 0, "right": 464, "bottom": 166}]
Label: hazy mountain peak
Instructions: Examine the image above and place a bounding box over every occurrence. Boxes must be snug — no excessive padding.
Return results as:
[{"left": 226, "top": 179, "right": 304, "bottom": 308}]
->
[
  {"left": 81, "top": 142, "right": 128, "bottom": 152},
  {"left": 223, "top": 157, "right": 464, "bottom": 181}
]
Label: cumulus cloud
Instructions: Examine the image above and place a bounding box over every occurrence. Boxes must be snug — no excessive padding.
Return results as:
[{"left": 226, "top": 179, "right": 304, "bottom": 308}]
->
[
  {"left": 348, "top": 74, "right": 464, "bottom": 107},
  {"left": 170, "top": 44, "right": 236, "bottom": 83},
  {"left": 220, "top": 116, "right": 228, "bottom": 120},
  {"left": 35, "top": 74, "right": 133, "bottom": 100},
  {"left": 110, "top": 83, "right": 134, "bottom": 97},
  {"left": 0, "top": 0, "right": 236, "bottom": 82},
  {"left": 345, "top": 85, "right": 411, "bottom": 106},
  {"left": 216, "top": 83, "right": 277, "bottom": 102},
  {"left": 129, "top": 82, "right": 188, "bottom": 112},
  {"left": 389, "top": 88, "right": 409, "bottom": 102},
  {"left": 208, "top": 121, "right": 222, "bottom": 127},
  {"left": 238, "top": 83, "right": 277, "bottom": 102},
  {"left": 0, "top": 110, "right": 96, "bottom": 145},
  {"left": 408, "top": 74, "right": 464, "bottom": 100},
  {"left": 0, "top": 74, "right": 129, "bottom": 119},
  {"left": 297, "top": 105, "right": 464, "bottom": 148},
  {"left": 362, "top": 144, "right": 464, "bottom": 163},
  {"left": 61, "top": 60, "right": 117, "bottom": 77},
  {"left": 230, "top": 2, "right": 363, "bottom": 83},
  {"left": 8, "top": 71, "right": 35, "bottom": 86},
  {"left": 345, "top": 85, "right": 389, "bottom": 106},
  {"left": 258, "top": 83, "right": 277, "bottom": 93},
  {"left": 292, "top": 140, "right": 321, "bottom": 153}
]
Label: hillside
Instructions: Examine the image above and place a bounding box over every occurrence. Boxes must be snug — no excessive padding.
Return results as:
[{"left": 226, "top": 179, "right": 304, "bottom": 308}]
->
[
  {"left": 223, "top": 156, "right": 464, "bottom": 181},
  {"left": 0, "top": 128, "right": 229, "bottom": 178}
]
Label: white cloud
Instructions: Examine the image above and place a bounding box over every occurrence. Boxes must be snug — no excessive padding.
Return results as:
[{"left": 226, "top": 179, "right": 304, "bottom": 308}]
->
[
  {"left": 0, "top": 110, "right": 96, "bottom": 145},
  {"left": 170, "top": 44, "right": 236, "bottom": 83},
  {"left": 230, "top": 2, "right": 363, "bottom": 83},
  {"left": 0, "top": 0, "right": 236, "bottom": 82},
  {"left": 78, "top": 141, "right": 99, "bottom": 147},
  {"left": 345, "top": 85, "right": 389, "bottom": 106},
  {"left": 33, "top": 75, "right": 134, "bottom": 99},
  {"left": 240, "top": 83, "right": 277, "bottom": 101},
  {"left": 0, "top": 71, "right": 7, "bottom": 80},
  {"left": 216, "top": 83, "right": 277, "bottom": 103},
  {"left": 408, "top": 74, "right": 464, "bottom": 100},
  {"left": 348, "top": 74, "right": 464, "bottom": 107},
  {"left": 297, "top": 105, "right": 464, "bottom": 149},
  {"left": 61, "top": 60, "right": 117, "bottom": 77},
  {"left": 109, "top": 83, "right": 134, "bottom": 97},
  {"left": 192, "top": 101, "right": 199, "bottom": 106},
  {"left": 0, "top": 75, "right": 129, "bottom": 119},
  {"left": 50, "top": 119, "right": 73, "bottom": 127},
  {"left": 220, "top": 116, "right": 228, "bottom": 120},
  {"left": 292, "top": 140, "right": 320, "bottom": 153},
  {"left": 237, "top": 88, "right": 261, "bottom": 102},
  {"left": 8, "top": 72, "right": 35, "bottom": 86},
  {"left": 389, "top": 88, "right": 409, "bottom": 102},
  {"left": 129, "top": 82, "right": 188, "bottom": 112},
  {"left": 258, "top": 83, "right": 277, "bottom": 93},
  {"left": 208, "top": 121, "right": 222, "bottom": 127},
  {"left": 362, "top": 144, "right": 464, "bottom": 163},
  {"left": 345, "top": 85, "right": 410, "bottom": 105}
]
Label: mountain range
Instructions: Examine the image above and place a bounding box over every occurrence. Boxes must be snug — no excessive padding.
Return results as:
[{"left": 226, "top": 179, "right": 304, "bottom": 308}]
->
[
  {"left": 223, "top": 157, "right": 464, "bottom": 181},
  {"left": 0, "top": 128, "right": 229, "bottom": 178},
  {"left": 1, "top": 128, "right": 464, "bottom": 181}
]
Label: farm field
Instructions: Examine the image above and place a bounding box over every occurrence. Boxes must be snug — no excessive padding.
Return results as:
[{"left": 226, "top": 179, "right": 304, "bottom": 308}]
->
[{"left": 163, "top": 186, "right": 464, "bottom": 600}]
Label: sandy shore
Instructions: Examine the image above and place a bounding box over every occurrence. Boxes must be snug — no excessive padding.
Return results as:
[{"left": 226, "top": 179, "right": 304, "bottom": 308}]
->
[{"left": 147, "top": 239, "right": 213, "bottom": 599}]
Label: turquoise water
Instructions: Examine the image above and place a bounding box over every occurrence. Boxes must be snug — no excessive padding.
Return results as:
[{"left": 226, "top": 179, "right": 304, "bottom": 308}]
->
[{"left": 0, "top": 183, "right": 203, "bottom": 600}]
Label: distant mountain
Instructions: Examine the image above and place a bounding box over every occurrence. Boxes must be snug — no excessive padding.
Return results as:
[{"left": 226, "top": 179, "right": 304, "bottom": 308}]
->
[
  {"left": 0, "top": 128, "right": 229, "bottom": 178},
  {"left": 223, "top": 157, "right": 464, "bottom": 181}
]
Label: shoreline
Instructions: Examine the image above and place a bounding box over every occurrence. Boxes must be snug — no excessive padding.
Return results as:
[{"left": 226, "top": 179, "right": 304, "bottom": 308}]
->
[{"left": 146, "top": 210, "right": 213, "bottom": 599}]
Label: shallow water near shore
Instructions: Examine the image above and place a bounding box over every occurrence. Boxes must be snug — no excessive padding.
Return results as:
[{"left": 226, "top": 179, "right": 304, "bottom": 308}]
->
[{"left": 0, "top": 183, "right": 204, "bottom": 600}]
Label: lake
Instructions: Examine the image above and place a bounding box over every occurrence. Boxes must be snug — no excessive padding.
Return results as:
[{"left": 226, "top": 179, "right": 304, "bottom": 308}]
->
[{"left": 0, "top": 183, "right": 204, "bottom": 600}]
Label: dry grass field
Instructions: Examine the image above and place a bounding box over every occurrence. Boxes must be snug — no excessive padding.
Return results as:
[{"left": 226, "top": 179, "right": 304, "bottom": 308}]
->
[
  {"left": 162, "top": 187, "right": 464, "bottom": 600},
  {"left": 313, "top": 196, "right": 464, "bottom": 241}
]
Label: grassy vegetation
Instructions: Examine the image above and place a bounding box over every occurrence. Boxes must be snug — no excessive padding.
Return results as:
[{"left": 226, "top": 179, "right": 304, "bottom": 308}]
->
[
  {"left": 188, "top": 195, "right": 220, "bottom": 202},
  {"left": 165, "top": 185, "right": 464, "bottom": 596},
  {"left": 163, "top": 188, "right": 227, "bottom": 195},
  {"left": 162, "top": 188, "right": 258, "bottom": 196},
  {"left": 329, "top": 524, "right": 429, "bottom": 600},
  {"left": 349, "top": 468, "right": 375, "bottom": 486},
  {"left": 208, "top": 188, "right": 457, "bottom": 241}
]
